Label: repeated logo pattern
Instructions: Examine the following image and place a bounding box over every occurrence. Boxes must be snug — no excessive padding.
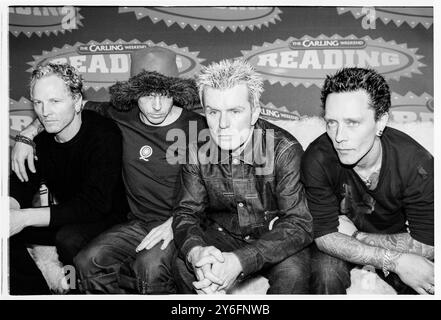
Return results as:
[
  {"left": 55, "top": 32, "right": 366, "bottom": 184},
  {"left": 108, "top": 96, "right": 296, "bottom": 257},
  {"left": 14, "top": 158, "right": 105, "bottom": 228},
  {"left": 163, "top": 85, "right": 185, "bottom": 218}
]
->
[{"left": 8, "top": 7, "right": 433, "bottom": 129}]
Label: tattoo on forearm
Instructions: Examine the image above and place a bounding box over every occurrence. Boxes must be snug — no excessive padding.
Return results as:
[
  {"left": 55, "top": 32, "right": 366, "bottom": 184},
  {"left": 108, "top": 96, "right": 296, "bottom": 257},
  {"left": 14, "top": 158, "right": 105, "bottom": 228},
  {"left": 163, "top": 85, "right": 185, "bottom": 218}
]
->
[
  {"left": 356, "top": 232, "right": 434, "bottom": 260},
  {"left": 317, "top": 233, "right": 388, "bottom": 269}
]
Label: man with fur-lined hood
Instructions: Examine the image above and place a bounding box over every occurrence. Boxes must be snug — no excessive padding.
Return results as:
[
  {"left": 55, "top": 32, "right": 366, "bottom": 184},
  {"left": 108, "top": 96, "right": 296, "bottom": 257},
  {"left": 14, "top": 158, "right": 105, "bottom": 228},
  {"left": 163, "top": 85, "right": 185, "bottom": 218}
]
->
[{"left": 11, "top": 46, "right": 208, "bottom": 294}]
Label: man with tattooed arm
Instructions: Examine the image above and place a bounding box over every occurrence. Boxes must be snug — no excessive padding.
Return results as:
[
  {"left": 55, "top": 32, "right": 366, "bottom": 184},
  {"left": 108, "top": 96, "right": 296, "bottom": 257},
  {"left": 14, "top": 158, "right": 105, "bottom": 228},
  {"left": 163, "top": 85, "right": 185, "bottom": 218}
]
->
[{"left": 301, "top": 67, "right": 434, "bottom": 295}]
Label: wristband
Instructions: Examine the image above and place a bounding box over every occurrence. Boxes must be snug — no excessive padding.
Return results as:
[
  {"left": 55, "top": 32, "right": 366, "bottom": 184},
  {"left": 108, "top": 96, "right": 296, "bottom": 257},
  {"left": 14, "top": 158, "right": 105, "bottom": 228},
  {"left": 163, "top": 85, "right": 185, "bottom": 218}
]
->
[{"left": 15, "top": 134, "right": 36, "bottom": 151}]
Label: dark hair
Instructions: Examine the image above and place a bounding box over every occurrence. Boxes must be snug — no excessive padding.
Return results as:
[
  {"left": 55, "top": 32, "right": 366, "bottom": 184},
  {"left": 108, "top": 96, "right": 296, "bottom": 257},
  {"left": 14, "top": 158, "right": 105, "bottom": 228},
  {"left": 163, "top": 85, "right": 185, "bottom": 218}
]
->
[
  {"left": 109, "top": 70, "right": 200, "bottom": 111},
  {"left": 30, "top": 63, "right": 84, "bottom": 99},
  {"left": 320, "top": 67, "right": 390, "bottom": 120}
]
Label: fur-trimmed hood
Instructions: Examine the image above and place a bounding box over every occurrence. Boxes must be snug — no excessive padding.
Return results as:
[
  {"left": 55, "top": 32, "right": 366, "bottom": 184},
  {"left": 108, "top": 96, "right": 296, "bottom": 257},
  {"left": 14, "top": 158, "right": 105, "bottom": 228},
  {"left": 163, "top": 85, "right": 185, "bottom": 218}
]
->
[{"left": 109, "top": 71, "right": 200, "bottom": 111}]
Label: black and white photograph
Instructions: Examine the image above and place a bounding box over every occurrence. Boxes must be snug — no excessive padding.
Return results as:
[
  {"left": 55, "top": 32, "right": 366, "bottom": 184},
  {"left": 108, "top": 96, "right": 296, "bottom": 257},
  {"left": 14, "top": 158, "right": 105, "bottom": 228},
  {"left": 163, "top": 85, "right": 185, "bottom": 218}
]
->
[{"left": 0, "top": 0, "right": 438, "bottom": 309}]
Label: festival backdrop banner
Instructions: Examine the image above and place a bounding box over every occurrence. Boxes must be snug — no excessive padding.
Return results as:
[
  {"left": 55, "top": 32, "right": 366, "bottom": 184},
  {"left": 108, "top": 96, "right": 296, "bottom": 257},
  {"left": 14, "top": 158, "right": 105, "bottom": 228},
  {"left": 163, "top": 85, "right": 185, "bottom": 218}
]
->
[{"left": 9, "top": 6, "right": 433, "bottom": 147}]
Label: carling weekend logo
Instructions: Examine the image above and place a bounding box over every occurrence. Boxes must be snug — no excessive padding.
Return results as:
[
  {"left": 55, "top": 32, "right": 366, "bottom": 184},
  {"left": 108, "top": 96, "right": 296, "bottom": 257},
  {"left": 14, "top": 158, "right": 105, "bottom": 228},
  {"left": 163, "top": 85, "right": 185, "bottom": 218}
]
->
[
  {"left": 241, "top": 35, "right": 425, "bottom": 88},
  {"left": 27, "top": 40, "right": 204, "bottom": 91}
]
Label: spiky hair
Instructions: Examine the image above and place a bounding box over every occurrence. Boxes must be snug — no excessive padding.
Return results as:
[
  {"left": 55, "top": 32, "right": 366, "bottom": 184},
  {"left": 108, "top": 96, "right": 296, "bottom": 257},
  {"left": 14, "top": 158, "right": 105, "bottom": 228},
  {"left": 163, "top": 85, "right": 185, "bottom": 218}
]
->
[
  {"left": 197, "top": 59, "right": 263, "bottom": 109},
  {"left": 30, "top": 63, "right": 84, "bottom": 99},
  {"left": 321, "top": 67, "right": 391, "bottom": 120}
]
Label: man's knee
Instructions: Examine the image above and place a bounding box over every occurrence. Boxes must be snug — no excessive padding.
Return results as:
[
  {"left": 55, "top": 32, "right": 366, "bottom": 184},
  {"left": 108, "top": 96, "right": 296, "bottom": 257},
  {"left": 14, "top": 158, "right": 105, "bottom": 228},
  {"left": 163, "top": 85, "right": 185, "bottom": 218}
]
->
[
  {"left": 74, "top": 245, "right": 100, "bottom": 276},
  {"left": 74, "top": 243, "right": 127, "bottom": 293},
  {"left": 133, "top": 244, "right": 173, "bottom": 277},
  {"left": 310, "top": 247, "right": 351, "bottom": 294},
  {"left": 267, "top": 247, "right": 311, "bottom": 294},
  {"left": 75, "top": 242, "right": 125, "bottom": 273},
  {"left": 131, "top": 244, "right": 176, "bottom": 293}
]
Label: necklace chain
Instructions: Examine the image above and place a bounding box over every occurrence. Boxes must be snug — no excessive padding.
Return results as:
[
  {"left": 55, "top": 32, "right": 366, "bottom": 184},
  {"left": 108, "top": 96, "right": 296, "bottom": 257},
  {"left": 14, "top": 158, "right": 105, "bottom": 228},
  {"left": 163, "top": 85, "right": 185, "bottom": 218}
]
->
[{"left": 355, "top": 139, "right": 382, "bottom": 187}]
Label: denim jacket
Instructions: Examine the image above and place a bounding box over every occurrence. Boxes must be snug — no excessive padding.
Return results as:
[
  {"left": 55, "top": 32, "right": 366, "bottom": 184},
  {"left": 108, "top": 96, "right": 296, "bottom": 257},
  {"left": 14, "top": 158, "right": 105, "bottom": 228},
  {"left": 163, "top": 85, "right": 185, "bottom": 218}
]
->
[{"left": 172, "top": 119, "right": 313, "bottom": 277}]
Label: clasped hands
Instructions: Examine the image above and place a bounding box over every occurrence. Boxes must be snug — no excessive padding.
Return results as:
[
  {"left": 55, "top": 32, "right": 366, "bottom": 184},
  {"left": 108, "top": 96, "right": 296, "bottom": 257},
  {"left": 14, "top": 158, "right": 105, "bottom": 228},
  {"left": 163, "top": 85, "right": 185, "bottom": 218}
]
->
[{"left": 188, "top": 246, "right": 243, "bottom": 294}]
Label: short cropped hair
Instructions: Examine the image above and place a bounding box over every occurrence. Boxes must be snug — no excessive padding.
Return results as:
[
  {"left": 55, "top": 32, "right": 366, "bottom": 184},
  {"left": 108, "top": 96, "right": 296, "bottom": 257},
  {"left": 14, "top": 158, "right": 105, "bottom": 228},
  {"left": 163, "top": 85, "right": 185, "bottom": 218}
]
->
[
  {"left": 30, "top": 63, "right": 84, "bottom": 99},
  {"left": 197, "top": 59, "right": 263, "bottom": 109},
  {"left": 320, "top": 67, "right": 390, "bottom": 120}
]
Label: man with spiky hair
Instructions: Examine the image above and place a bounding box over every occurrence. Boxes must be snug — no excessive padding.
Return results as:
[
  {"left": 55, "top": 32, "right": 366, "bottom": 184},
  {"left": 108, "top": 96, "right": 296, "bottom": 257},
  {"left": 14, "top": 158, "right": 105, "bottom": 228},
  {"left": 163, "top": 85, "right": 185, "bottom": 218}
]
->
[
  {"left": 11, "top": 47, "right": 207, "bottom": 294},
  {"left": 301, "top": 67, "right": 434, "bottom": 295},
  {"left": 9, "top": 63, "right": 127, "bottom": 294},
  {"left": 172, "top": 59, "right": 312, "bottom": 294}
]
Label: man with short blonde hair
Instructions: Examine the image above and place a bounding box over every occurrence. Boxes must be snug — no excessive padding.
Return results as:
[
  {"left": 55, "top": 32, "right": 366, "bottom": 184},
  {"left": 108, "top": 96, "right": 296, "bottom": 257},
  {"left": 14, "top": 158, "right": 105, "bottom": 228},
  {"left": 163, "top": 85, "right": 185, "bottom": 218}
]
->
[{"left": 172, "top": 59, "right": 313, "bottom": 294}]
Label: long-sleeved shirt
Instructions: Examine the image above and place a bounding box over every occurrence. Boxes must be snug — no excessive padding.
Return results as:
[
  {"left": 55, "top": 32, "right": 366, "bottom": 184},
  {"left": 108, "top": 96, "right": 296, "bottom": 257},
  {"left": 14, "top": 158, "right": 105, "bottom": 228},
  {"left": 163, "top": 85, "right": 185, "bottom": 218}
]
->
[
  {"left": 172, "top": 119, "right": 313, "bottom": 277},
  {"left": 301, "top": 127, "right": 434, "bottom": 246},
  {"left": 9, "top": 110, "right": 128, "bottom": 227}
]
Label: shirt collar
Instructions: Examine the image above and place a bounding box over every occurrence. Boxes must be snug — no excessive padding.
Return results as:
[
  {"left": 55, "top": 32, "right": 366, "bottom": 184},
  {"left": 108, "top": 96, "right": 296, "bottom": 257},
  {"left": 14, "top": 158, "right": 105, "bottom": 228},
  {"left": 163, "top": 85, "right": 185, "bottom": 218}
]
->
[{"left": 216, "top": 120, "right": 266, "bottom": 166}]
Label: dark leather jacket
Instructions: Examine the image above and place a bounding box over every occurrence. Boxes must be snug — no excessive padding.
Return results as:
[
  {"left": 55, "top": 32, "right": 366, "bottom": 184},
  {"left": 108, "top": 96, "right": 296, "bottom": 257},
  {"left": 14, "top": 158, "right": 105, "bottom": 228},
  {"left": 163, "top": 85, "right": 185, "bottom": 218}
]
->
[{"left": 172, "top": 119, "right": 313, "bottom": 277}]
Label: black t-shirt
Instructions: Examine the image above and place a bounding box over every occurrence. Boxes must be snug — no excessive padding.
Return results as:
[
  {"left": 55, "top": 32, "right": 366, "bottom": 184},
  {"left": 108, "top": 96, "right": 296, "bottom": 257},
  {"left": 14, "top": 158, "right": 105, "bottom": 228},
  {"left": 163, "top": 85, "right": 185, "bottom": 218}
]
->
[
  {"left": 85, "top": 101, "right": 208, "bottom": 224},
  {"left": 301, "top": 127, "right": 433, "bottom": 246},
  {"left": 10, "top": 110, "right": 128, "bottom": 227}
]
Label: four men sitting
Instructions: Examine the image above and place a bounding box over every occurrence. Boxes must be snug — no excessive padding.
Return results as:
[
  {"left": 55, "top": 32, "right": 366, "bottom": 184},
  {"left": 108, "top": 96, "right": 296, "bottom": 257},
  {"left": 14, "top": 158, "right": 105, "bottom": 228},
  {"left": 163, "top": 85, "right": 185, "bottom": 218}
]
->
[{"left": 9, "top": 58, "right": 434, "bottom": 295}]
